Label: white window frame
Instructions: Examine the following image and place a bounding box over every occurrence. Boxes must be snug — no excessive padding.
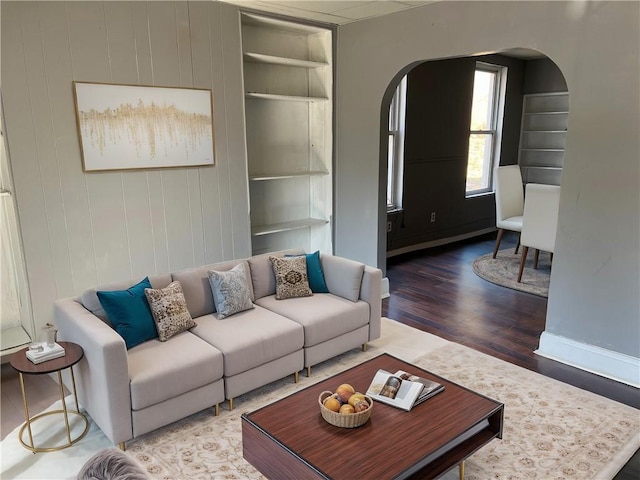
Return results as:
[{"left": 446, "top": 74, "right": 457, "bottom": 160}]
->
[
  {"left": 466, "top": 62, "right": 507, "bottom": 197},
  {"left": 387, "top": 76, "right": 407, "bottom": 211}
]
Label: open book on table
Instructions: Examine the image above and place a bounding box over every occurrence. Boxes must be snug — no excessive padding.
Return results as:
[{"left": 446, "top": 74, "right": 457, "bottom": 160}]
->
[{"left": 365, "top": 369, "right": 445, "bottom": 411}]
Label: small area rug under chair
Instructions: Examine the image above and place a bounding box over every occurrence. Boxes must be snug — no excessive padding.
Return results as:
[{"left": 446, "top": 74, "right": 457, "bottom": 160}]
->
[
  {"left": 2, "top": 318, "right": 638, "bottom": 480},
  {"left": 472, "top": 248, "right": 551, "bottom": 297}
]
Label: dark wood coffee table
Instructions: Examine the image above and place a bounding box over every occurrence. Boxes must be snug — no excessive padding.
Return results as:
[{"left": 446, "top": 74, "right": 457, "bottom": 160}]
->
[{"left": 242, "top": 353, "right": 503, "bottom": 480}]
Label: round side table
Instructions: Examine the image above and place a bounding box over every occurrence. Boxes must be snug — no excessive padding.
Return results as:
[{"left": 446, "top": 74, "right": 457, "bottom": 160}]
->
[{"left": 9, "top": 341, "right": 89, "bottom": 453}]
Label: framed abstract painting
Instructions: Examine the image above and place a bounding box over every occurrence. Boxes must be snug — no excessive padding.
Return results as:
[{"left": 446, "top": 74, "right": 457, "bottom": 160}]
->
[{"left": 73, "top": 82, "right": 214, "bottom": 171}]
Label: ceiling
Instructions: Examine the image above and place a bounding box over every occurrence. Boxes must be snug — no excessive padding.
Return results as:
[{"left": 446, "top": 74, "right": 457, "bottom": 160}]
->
[
  {"left": 218, "top": 1, "right": 545, "bottom": 59},
  {"left": 218, "top": 0, "right": 438, "bottom": 25}
]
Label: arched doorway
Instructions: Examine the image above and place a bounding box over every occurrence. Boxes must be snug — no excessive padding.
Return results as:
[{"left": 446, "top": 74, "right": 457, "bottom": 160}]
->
[{"left": 379, "top": 51, "right": 568, "bottom": 276}]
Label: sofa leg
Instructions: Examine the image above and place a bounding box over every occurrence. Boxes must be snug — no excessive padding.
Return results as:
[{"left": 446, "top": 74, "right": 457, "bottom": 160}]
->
[
  {"left": 214, "top": 403, "right": 219, "bottom": 416},
  {"left": 228, "top": 398, "right": 234, "bottom": 411},
  {"left": 361, "top": 343, "right": 368, "bottom": 352},
  {"left": 119, "top": 442, "right": 126, "bottom": 451},
  {"left": 294, "top": 371, "right": 299, "bottom": 383},
  {"left": 306, "top": 366, "right": 312, "bottom": 377}
]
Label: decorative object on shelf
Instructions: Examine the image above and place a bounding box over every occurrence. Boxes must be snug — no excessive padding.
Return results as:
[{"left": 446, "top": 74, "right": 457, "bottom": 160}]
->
[{"left": 73, "top": 82, "right": 214, "bottom": 172}]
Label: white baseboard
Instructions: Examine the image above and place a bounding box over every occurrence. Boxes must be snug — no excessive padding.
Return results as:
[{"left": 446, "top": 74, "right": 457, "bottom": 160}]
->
[
  {"left": 381, "top": 277, "right": 390, "bottom": 299},
  {"left": 535, "top": 331, "right": 640, "bottom": 388},
  {"left": 387, "top": 227, "right": 496, "bottom": 258}
]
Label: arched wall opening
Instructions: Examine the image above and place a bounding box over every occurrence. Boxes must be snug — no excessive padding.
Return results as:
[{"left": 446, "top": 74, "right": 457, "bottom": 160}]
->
[{"left": 378, "top": 51, "right": 568, "bottom": 274}]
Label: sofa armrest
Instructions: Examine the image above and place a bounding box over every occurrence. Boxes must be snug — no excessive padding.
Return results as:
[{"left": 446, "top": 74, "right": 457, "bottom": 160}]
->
[
  {"left": 54, "top": 298, "right": 132, "bottom": 445},
  {"left": 360, "top": 265, "right": 383, "bottom": 341}
]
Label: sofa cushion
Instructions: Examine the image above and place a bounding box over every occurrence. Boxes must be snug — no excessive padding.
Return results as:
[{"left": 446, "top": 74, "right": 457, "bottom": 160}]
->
[
  {"left": 144, "top": 281, "right": 197, "bottom": 341},
  {"left": 208, "top": 264, "right": 254, "bottom": 319},
  {"left": 189, "top": 306, "right": 304, "bottom": 377},
  {"left": 321, "top": 255, "right": 365, "bottom": 302},
  {"left": 172, "top": 260, "right": 253, "bottom": 318},
  {"left": 285, "top": 251, "right": 329, "bottom": 293},
  {"left": 81, "top": 275, "right": 172, "bottom": 324},
  {"left": 128, "top": 331, "right": 223, "bottom": 410},
  {"left": 247, "top": 249, "right": 304, "bottom": 300},
  {"left": 256, "top": 294, "right": 370, "bottom": 347},
  {"left": 96, "top": 277, "right": 158, "bottom": 349},
  {"left": 270, "top": 256, "right": 313, "bottom": 300}
]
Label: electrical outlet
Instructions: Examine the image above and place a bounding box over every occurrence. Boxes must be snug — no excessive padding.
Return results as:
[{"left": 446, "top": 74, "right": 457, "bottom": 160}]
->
[
  {"left": 386, "top": 221, "right": 393, "bottom": 233},
  {"left": 430, "top": 212, "right": 436, "bottom": 223}
]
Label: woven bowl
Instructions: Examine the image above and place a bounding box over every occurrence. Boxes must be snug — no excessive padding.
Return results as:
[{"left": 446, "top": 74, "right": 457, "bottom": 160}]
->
[{"left": 318, "top": 391, "right": 373, "bottom": 428}]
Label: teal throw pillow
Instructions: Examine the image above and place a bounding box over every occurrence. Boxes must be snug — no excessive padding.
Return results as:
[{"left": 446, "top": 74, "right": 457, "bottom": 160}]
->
[
  {"left": 97, "top": 277, "right": 158, "bottom": 349},
  {"left": 286, "top": 251, "right": 329, "bottom": 293}
]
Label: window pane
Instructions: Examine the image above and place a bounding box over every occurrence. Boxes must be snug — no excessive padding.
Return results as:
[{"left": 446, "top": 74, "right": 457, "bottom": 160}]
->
[
  {"left": 470, "top": 70, "right": 496, "bottom": 131},
  {"left": 466, "top": 133, "right": 493, "bottom": 192}
]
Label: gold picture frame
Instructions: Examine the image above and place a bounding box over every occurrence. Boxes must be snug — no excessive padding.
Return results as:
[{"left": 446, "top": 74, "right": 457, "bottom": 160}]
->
[{"left": 73, "top": 81, "right": 214, "bottom": 172}]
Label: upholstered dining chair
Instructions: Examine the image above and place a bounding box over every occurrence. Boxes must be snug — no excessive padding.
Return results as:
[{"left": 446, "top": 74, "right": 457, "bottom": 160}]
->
[
  {"left": 493, "top": 165, "right": 524, "bottom": 258},
  {"left": 517, "top": 183, "right": 561, "bottom": 283}
]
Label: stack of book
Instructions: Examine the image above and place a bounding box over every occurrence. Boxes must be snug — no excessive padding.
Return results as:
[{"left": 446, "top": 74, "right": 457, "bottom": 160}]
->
[{"left": 26, "top": 342, "right": 66, "bottom": 364}]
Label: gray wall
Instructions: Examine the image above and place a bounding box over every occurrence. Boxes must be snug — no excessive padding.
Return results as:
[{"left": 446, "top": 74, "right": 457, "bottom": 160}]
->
[
  {"left": 335, "top": 1, "right": 639, "bottom": 364},
  {"left": 1, "top": 1, "right": 251, "bottom": 331},
  {"left": 524, "top": 58, "right": 568, "bottom": 94},
  {"left": 386, "top": 54, "right": 525, "bottom": 253}
]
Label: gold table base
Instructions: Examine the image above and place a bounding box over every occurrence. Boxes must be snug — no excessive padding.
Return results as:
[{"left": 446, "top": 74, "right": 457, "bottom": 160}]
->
[{"left": 18, "top": 368, "right": 89, "bottom": 453}]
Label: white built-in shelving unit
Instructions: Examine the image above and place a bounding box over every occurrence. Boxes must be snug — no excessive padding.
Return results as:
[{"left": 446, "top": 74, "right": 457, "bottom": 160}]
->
[
  {"left": 518, "top": 92, "right": 569, "bottom": 186},
  {"left": 241, "top": 13, "right": 333, "bottom": 255}
]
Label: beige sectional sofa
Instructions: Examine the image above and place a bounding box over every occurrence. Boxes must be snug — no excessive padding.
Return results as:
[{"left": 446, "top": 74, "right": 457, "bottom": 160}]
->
[{"left": 54, "top": 249, "right": 382, "bottom": 448}]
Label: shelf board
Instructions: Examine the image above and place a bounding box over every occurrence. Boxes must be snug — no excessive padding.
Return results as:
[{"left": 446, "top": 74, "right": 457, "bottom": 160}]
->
[
  {"left": 251, "top": 218, "right": 329, "bottom": 236},
  {"left": 520, "top": 166, "right": 563, "bottom": 171},
  {"left": 524, "top": 111, "right": 569, "bottom": 115},
  {"left": 250, "top": 171, "right": 329, "bottom": 181},
  {"left": 523, "top": 130, "right": 567, "bottom": 134},
  {"left": 242, "top": 13, "right": 329, "bottom": 35},
  {"left": 245, "top": 92, "right": 329, "bottom": 103},
  {"left": 520, "top": 148, "right": 565, "bottom": 152},
  {"left": 243, "top": 52, "right": 328, "bottom": 69}
]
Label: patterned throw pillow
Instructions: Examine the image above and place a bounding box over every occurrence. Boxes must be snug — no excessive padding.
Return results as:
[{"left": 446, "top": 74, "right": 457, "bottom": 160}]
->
[
  {"left": 207, "top": 264, "right": 255, "bottom": 319},
  {"left": 144, "top": 281, "right": 197, "bottom": 341},
  {"left": 269, "top": 255, "right": 313, "bottom": 300}
]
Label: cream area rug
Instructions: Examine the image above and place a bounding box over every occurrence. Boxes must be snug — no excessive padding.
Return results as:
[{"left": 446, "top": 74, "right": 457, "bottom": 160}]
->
[
  {"left": 2, "top": 318, "right": 638, "bottom": 480},
  {"left": 472, "top": 248, "right": 551, "bottom": 297}
]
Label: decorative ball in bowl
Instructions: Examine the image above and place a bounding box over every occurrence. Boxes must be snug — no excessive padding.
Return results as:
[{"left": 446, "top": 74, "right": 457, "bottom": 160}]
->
[{"left": 318, "top": 384, "right": 373, "bottom": 428}]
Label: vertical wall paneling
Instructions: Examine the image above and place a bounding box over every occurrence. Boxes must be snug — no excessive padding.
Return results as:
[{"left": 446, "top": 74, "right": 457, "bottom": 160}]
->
[
  {"left": 209, "top": 4, "right": 235, "bottom": 260},
  {"left": 1, "top": 1, "right": 253, "bottom": 330},
  {"left": 189, "top": 1, "right": 224, "bottom": 264},
  {"left": 104, "top": 2, "right": 138, "bottom": 84},
  {"left": 221, "top": 5, "right": 252, "bottom": 260},
  {"left": 22, "top": 2, "right": 71, "bottom": 302},
  {"left": 121, "top": 172, "right": 156, "bottom": 280},
  {"left": 131, "top": 2, "right": 153, "bottom": 85},
  {"left": 2, "top": 2, "right": 56, "bottom": 327}
]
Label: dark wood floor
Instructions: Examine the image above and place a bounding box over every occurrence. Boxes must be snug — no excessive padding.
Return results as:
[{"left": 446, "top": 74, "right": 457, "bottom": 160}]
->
[
  {"left": 1, "top": 232, "right": 637, "bottom": 477},
  {"left": 383, "top": 231, "right": 639, "bottom": 479}
]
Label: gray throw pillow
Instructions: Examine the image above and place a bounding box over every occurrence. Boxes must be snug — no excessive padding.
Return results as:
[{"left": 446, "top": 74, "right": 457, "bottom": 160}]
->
[
  {"left": 144, "top": 281, "right": 197, "bottom": 341},
  {"left": 208, "top": 263, "right": 255, "bottom": 319}
]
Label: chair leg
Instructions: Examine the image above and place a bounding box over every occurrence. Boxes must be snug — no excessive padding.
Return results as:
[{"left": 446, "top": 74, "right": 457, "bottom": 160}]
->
[
  {"left": 517, "top": 246, "right": 529, "bottom": 283},
  {"left": 550, "top": 252, "right": 554, "bottom": 263},
  {"left": 533, "top": 249, "right": 540, "bottom": 269},
  {"left": 514, "top": 234, "right": 521, "bottom": 255},
  {"left": 493, "top": 229, "right": 505, "bottom": 258}
]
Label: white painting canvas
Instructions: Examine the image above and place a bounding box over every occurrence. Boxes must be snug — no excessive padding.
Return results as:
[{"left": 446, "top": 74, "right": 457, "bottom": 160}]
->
[{"left": 73, "top": 82, "right": 214, "bottom": 171}]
